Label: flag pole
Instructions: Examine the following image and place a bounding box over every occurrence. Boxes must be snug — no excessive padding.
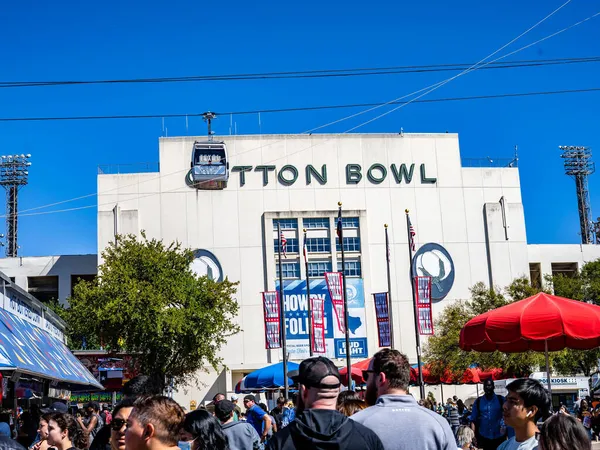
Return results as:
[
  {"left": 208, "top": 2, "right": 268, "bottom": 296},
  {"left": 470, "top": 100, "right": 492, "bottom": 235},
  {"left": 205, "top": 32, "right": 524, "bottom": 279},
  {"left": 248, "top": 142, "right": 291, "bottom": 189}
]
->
[
  {"left": 277, "top": 221, "right": 289, "bottom": 399},
  {"left": 384, "top": 224, "right": 395, "bottom": 349},
  {"left": 406, "top": 209, "right": 425, "bottom": 400},
  {"left": 304, "top": 228, "right": 314, "bottom": 357},
  {"left": 338, "top": 202, "right": 352, "bottom": 389}
]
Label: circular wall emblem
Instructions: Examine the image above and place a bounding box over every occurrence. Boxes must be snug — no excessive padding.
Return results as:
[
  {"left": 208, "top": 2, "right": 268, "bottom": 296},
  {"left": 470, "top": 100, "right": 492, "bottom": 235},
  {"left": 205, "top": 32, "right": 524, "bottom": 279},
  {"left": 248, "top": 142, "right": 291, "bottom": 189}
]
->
[
  {"left": 190, "top": 249, "right": 224, "bottom": 282},
  {"left": 412, "top": 243, "right": 455, "bottom": 302}
]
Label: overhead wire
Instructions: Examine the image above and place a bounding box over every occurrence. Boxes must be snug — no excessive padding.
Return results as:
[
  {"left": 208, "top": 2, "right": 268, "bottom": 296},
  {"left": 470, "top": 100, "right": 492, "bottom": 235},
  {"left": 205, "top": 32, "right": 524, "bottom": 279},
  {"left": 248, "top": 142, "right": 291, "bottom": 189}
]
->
[
  {"left": 343, "top": 0, "right": 583, "bottom": 132},
  {"left": 6, "top": 1, "right": 594, "bottom": 218},
  {"left": 0, "top": 56, "right": 598, "bottom": 88},
  {"left": 0, "top": 86, "right": 597, "bottom": 123}
]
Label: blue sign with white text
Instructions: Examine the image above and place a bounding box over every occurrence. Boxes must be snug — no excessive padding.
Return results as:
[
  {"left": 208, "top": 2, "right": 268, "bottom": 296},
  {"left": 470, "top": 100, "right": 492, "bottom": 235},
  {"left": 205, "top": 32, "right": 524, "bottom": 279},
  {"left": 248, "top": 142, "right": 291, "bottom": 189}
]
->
[
  {"left": 276, "top": 278, "right": 368, "bottom": 359},
  {"left": 335, "top": 338, "right": 368, "bottom": 358}
]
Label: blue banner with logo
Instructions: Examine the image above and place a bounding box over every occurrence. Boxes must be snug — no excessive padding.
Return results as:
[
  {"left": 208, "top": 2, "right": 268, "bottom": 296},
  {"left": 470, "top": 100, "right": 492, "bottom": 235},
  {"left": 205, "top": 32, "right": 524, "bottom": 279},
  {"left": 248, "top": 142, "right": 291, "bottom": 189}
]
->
[{"left": 276, "top": 278, "right": 368, "bottom": 359}]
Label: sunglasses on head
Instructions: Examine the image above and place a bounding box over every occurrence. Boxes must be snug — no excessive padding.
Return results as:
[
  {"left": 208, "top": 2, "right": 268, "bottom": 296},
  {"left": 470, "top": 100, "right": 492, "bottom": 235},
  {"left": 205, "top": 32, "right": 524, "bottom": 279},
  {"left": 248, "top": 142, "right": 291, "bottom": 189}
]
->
[{"left": 111, "top": 419, "right": 127, "bottom": 431}]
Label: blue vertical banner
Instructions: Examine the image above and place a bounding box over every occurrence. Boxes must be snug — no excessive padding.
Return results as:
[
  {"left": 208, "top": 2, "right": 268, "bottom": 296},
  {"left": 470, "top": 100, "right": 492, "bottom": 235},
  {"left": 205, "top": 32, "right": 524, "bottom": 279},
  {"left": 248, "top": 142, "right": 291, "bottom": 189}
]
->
[{"left": 276, "top": 278, "right": 368, "bottom": 359}]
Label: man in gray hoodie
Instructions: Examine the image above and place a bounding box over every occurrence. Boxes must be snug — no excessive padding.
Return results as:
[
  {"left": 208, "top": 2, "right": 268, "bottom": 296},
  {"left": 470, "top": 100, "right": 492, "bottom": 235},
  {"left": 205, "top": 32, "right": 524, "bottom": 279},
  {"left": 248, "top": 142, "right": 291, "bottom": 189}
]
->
[
  {"left": 215, "top": 400, "right": 261, "bottom": 450},
  {"left": 351, "top": 348, "right": 456, "bottom": 450}
]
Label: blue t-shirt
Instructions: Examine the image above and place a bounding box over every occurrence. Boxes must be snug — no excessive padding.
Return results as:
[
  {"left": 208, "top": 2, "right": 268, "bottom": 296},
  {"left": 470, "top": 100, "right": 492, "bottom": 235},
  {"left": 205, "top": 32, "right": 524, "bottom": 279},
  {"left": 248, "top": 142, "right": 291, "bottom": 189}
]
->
[
  {"left": 246, "top": 404, "right": 268, "bottom": 436},
  {"left": 470, "top": 395, "right": 505, "bottom": 439}
]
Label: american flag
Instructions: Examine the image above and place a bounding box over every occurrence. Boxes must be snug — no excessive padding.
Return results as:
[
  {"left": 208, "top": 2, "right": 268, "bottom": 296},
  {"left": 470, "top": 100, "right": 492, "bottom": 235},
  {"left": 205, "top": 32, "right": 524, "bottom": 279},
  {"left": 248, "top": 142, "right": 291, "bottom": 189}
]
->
[
  {"left": 408, "top": 216, "right": 416, "bottom": 252},
  {"left": 303, "top": 231, "right": 308, "bottom": 264},
  {"left": 280, "top": 232, "right": 287, "bottom": 258},
  {"left": 336, "top": 207, "right": 343, "bottom": 239}
]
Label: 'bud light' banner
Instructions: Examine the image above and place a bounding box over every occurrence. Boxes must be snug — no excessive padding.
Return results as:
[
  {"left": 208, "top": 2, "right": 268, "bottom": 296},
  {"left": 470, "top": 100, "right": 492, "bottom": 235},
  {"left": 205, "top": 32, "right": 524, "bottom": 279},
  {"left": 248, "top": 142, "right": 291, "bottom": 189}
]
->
[
  {"left": 276, "top": 278, "right": 368, "bottom": 359},
  {"left": 325, "top": 272, "right": 345, "bottom": 333},
  {"left": 415, "top": 277, "right": 433, "bottom": 335},
  {"left": 262, "top": 291, "right": 281, "bottom": 349},
  {"left": 311, "top": 297, "right": 326, "bottom": 354},
  {"left": 373, "top": 292, "right": 391, "bottom": 347}
]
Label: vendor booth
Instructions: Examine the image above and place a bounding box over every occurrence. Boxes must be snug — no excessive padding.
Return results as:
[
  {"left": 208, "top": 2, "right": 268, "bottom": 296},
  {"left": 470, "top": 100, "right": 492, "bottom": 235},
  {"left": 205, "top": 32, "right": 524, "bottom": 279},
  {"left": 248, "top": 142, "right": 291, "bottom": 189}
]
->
[{"left": 0, "top": 271, "right": 102, "bottom": 414}]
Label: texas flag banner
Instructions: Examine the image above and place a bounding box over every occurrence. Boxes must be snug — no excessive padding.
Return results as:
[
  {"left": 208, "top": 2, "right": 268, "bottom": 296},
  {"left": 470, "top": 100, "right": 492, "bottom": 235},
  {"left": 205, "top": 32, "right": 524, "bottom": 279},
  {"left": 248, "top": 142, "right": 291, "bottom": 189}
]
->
[
  {"left": 373, "top": 292, "right": 391, "bottom": 347},
  {"left": 311, "top": 296, "right": 326, "bottom": 353},
  {"left": 262, "top": 291, "right": 282, "bottom": 348},
  {"left": 324, "top": 272, "right": 346, "bottom": 333},
  {"left": 415, "top": 277, "right": 434, "bottom": 335}
]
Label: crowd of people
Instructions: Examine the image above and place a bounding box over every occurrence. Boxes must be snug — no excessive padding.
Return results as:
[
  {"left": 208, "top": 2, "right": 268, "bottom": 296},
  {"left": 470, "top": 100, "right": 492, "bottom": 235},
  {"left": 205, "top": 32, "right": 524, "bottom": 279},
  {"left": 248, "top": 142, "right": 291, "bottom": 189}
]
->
[{"left": 0, "top": 352, "right": 595, "bottom": 450}]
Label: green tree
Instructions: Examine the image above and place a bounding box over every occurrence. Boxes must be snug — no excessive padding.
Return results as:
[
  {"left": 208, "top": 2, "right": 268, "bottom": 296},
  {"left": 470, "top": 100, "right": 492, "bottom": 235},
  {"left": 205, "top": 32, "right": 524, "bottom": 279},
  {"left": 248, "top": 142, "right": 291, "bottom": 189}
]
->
[
  {"left": 544, "top": 259, "right": 600, "bottom": 376},
  {"left": 425, "top": 278, "right": 543, "bottom": 378},
  {"left": 65, "top": 233, "right": 240, "bottom": 389}
]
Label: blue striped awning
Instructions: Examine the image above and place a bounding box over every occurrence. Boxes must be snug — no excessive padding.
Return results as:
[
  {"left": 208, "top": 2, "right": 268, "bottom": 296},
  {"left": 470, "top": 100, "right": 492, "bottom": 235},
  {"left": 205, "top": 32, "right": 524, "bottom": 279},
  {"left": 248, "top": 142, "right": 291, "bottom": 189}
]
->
[{"left": 0, "top": 309, "right": 102, "bottom": 389}]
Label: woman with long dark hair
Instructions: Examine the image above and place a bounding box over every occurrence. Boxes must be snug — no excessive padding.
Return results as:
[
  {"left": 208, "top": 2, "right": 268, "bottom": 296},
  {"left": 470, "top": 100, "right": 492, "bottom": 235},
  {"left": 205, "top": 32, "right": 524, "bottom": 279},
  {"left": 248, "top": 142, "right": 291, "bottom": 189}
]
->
[
  {"left": 47, "top": 413, "right": 88, "bottom": 450},
  {"left": 538, "top": 414, "right": 591, "bottom": 450},
  {"left": 180, "top": 409, "right": 228, "bottom": 450}
]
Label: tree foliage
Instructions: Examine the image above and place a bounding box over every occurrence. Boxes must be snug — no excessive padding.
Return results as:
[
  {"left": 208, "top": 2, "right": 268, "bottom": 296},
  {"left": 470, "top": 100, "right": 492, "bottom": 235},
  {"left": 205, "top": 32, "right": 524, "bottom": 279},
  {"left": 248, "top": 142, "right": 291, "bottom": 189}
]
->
[
  {"left": 544, "top": 259, "right": 600, "bottom": 376},
  {"left": 65, "top": 233, "right": 240, "bottom": 389},
  {"left": 426, "top": 260, "right": 600, "bottom": 379},
  {"left": 425, "top": 278, "right": 544, "bottom": 378}
]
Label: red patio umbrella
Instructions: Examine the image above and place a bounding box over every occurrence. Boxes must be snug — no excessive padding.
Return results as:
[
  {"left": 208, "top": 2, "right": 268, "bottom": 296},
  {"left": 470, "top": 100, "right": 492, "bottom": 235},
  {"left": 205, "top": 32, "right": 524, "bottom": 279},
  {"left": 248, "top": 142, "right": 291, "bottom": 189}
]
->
[
  {"left": 340, "top": 358, "right": 419, "bottom": 386},
  {"left": 460, "top": 292, "right": 600, "bottom": 396},
  {"left": 339, "top": 358, "right": 372, "bottom": 386}
]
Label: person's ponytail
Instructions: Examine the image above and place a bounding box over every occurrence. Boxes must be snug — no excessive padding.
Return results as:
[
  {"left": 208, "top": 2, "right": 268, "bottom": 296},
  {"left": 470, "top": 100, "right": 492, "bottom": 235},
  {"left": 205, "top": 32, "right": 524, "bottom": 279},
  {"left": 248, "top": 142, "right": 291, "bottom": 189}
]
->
[{"left": 71, "top": 424, "right": 88, "bottom": 450}]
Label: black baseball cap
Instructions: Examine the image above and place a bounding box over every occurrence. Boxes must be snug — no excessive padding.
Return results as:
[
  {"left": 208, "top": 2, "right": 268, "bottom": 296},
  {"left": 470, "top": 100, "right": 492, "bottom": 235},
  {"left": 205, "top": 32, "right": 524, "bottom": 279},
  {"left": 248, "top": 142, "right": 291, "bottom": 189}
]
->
[
  {"left": 215, "top": 400, "right": 235, "bottom": 422},
  {"left": 288, "top": 356, "right": 341, "bottom": 389},
  {"left": 41, "top": 402, "right": 68, "bottom": 414}
]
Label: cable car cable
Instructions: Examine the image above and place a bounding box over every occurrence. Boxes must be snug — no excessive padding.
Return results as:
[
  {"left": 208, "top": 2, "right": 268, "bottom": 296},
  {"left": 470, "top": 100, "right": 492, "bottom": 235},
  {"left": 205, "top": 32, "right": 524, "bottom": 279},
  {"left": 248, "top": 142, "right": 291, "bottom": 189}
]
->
[{"left": 0, "top": 57, "right": 598, "bottom": 89}]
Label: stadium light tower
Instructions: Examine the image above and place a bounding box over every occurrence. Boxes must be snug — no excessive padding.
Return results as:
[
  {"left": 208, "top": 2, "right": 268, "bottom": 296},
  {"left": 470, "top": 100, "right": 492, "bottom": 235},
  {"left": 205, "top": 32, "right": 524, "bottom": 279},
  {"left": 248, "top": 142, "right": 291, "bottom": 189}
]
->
[
  {"left": 560, "top": 146, "right": 594, "bottom": 244},
  {"left": 0, "top": 154, "right": 31, "bottom": 257}
]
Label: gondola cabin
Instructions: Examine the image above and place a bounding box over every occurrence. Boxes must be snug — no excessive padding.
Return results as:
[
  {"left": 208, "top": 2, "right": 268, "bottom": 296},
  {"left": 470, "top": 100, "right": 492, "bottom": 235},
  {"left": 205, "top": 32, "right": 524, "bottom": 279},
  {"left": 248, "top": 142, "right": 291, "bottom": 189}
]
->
[{"left": 190, "top": 140, "right": 229, "bottom": 189}]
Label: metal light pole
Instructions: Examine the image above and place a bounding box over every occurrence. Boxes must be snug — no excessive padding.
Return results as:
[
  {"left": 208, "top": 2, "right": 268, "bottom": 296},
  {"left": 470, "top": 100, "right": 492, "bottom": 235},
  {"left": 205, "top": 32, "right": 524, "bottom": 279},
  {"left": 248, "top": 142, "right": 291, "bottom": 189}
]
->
[
  {"left": 338, "top": 202, "right": 352, "bottom": 388},
  {"left": 384, "top": 224, "right": 395, "bottom": 349},
  {"left": 277, "top": 221, "right": 289, "bottom": 399},
  {"left": 0, "top": 154, "right": 31, "bottom": 257}
]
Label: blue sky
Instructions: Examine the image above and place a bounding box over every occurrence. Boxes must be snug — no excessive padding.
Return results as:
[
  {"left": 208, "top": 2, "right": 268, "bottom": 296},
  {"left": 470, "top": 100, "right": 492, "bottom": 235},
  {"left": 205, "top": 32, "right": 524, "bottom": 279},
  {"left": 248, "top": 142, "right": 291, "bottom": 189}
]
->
[{"left": 0, "top": 0, "right": 598, "bottom": 256}]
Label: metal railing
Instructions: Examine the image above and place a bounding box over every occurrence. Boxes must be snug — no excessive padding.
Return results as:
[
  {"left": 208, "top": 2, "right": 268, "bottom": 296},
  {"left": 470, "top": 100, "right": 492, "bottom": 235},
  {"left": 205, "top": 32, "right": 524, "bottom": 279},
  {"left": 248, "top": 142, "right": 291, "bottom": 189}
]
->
[
  {"left": 462, "top": 158, "right": 518, "bottom": 168},
  {"left": 98, "top": 162, "right": 160, "bottom": 174}
]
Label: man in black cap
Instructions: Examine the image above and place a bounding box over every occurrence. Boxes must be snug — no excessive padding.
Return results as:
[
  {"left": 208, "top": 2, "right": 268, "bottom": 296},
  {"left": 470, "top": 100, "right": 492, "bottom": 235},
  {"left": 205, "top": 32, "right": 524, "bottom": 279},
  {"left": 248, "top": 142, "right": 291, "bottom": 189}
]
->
[
  {"left": 215, "top": 400, "right": 261, "bottom": 450},
  {"left": 242, "top": 395, "right": 272, "bottom": 443},
  {"left": 40, "top": 402, "right": 68, "bottom": 414},
  {"left": 266, "top": 356, "right": 383, "bottom": 450}
]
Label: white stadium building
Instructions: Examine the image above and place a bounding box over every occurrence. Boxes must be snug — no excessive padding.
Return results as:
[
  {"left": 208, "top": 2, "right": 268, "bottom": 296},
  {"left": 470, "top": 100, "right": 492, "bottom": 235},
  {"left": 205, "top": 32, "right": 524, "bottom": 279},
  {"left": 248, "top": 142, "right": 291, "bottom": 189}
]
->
[{"left": 88, "top": 132, "right": 600, "bottom": 407}]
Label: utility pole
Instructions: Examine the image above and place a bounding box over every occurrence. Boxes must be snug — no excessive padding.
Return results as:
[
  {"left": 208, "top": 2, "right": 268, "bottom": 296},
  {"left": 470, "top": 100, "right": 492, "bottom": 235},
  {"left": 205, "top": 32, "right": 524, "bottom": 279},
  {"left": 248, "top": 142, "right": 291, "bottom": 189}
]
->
[{"left": 0, "top": 154, "right": 31, "bottom": 257}]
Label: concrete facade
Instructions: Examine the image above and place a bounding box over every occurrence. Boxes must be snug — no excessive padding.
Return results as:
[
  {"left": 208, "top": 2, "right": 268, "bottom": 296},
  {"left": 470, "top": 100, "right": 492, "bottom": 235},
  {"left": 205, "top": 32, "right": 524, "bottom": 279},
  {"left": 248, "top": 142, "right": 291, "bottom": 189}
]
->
[
  {"left": 95, "top": 133, "right": 542, "bottom": 406},
  {"left": 0, "top": 255, "right": 98, "bottom": 306}
]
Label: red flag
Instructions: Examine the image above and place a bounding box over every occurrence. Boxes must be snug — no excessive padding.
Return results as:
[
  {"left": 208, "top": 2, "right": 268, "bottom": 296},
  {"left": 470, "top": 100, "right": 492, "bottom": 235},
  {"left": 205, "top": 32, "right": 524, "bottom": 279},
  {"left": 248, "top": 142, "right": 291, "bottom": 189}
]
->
[{"left": 280, "top": 232, "right": 287, "bottom": 258}]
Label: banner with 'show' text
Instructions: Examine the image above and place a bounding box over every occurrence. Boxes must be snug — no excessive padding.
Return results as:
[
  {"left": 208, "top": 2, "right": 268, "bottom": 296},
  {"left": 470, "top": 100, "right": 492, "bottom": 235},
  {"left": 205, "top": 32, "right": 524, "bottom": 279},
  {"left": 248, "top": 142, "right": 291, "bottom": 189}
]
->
[
  {"left": 276, "top": 278, "right": 368, "bottom": 359},
  {"left": 311, "top": 296, "right": 326, "bottom": 353},
  {"left": 373, "top": 292, "right": 391, "bottom": 347},
  {"left": 415, "top": 277, "right": 434, "bottom": 335},
  {"left": 324, "top": 272, "right": 345, "bottom": 333},
  {"left": 262, "top": 291, "right": 281, "bottom": 349}
]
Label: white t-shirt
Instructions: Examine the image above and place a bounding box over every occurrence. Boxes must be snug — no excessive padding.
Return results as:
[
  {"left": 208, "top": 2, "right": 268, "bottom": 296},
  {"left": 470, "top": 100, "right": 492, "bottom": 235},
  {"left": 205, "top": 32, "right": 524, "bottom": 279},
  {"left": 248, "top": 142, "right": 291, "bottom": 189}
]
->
[{"left": 497, "top": 436, "right": 538, "bottom": 450}]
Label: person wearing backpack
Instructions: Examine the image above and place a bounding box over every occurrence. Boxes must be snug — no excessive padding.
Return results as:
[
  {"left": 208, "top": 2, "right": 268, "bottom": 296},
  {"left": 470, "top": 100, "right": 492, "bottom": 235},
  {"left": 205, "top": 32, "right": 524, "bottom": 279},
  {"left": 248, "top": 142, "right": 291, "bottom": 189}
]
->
[
  {"left": 215, "top": 400, "right": 261, "bottom": 450},
  {"left": 470, "top": 379, "right": 507, "bottom": 450}
]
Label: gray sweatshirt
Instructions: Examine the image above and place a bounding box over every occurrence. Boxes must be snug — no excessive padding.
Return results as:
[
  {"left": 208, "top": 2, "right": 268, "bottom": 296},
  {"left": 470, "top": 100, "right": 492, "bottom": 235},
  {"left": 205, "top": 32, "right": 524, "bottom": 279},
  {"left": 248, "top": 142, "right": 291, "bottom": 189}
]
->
[
  {"left": 221, "top": 421, "right": 261, "bottom": 450},
  {"left": 351, "top": 395, "right": 456, "bottom": 450}
]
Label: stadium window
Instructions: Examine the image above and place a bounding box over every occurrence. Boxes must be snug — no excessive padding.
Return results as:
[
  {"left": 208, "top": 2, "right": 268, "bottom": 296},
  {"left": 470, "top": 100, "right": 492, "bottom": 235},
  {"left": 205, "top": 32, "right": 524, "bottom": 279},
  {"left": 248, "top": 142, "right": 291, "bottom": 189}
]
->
[
  {"left": 303, "top": 218, "right": 330, "bottom": 229},
  {"left": 277, "top": 261, "right": 301, "bottom": 279},
  {"left": 337, "top": 259, "right": 362, "bottom": 277},
  {"left": 307, "top": 261, "right": 332, "bottom": 277},
  {"left": 335, "top": 237, "right": 361, "bottom": 252},
  {"left": 273, "top": 218, "right": 298, "bottom": 231}
]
